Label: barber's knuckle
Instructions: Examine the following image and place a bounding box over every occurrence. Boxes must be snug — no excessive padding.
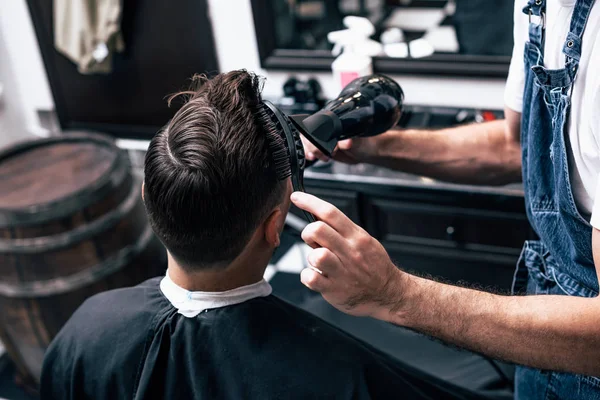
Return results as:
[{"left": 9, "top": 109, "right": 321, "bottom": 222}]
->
[
  {"left": 313, "top": 248, "right": 329, "bottom": 265},
  {"left": 355, "top": 235, "right": 370, "bottom": 248},
  {"left": 313, "top": 221, "right": 327, "bottom": 235},
  {"left": 347, "top": 248, "right": 362, "bottom": 263},
  {"left": 323, "top": 205, "right": 338, "bottom": 220},
  {"left": 303, "top": 272, "right": 321, "bottom": 288},
  {"left": 350, "top": 233, "right": 369, "bottom": 249}
]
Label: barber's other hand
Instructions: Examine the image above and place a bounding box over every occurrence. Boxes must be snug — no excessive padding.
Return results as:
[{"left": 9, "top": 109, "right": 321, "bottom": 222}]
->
[
  {"left": 300, "top": 135, "right": 379, "bottom": 165},
  {"left": 291, "top": 191, "right": 407, "bottom": 318}
]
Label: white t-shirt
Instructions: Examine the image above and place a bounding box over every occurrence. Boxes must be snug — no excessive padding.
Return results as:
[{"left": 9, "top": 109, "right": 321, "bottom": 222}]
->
[{"left": 504, "top": 0, "right": 600, "bottom": 228}]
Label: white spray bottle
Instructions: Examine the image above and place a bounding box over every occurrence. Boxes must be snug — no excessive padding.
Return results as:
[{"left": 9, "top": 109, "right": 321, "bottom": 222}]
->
[{"left": 328, "top": 16, "right": 382, "bottom": 92}]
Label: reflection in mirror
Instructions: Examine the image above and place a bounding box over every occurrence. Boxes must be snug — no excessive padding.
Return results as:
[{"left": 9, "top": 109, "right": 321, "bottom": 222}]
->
[{"left": 273, "top": 0, "right": 513, "bottom": 59}]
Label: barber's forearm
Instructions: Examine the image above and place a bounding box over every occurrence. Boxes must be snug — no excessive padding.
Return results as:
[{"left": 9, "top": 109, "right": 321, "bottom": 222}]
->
[
  {"left": 368, "top": 120, "right": 522, "bottom": 185},
  {"left": 382, "top": 272, "right": 600, "bottom": 376}
]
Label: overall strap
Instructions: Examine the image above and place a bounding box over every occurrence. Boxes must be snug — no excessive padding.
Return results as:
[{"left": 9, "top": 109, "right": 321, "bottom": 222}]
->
[
  {"left": 563, "top": 0, "right": 596, "bottom": 68},
  {"left": 523, "top": 0, "right": 546, "bottom": 50}
]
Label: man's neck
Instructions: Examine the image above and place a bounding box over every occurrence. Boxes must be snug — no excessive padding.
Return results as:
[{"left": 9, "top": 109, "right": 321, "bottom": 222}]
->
[{"left": 167, "top": 250, "right": 270, "bottom": 292}]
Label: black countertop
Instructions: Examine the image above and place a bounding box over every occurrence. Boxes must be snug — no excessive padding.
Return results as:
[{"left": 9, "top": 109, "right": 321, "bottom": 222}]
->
[{"left": 305, "top": 161, "right": 525, "bottom": 197}]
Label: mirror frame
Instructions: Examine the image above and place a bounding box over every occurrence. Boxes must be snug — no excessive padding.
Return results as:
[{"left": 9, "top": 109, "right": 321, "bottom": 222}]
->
[{"left": 251, "top": 0, "right": 511, "bottom": 78}]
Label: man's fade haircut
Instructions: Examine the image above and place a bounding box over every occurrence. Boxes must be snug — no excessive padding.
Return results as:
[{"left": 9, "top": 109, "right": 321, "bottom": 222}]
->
[{"left": 143, "top": 70, "right": 287, "bottom": 269}]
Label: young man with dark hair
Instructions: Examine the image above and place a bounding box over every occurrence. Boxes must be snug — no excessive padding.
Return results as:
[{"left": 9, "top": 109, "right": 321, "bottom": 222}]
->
[{"left": 41, "top": 70, "right": 479, "bottom": 399}]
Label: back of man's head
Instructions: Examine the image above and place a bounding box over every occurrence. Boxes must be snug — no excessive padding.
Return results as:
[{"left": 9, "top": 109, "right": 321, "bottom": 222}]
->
[{"left": 143, "top": 70, "right": 287, "bottom": 270}]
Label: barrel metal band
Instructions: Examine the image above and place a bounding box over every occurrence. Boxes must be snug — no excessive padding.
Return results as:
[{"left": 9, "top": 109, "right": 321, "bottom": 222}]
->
[
  {"left": 0, "top": 225, "right": 158, "bottom": 298},
  {"left": 0, "top": 179, "right": 140, "bottom": 254}
]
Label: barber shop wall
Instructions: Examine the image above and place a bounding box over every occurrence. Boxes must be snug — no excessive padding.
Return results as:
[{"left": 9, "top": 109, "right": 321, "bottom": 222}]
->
[{"left": 0, "top": 0, "right": 506, "bottom": 148}]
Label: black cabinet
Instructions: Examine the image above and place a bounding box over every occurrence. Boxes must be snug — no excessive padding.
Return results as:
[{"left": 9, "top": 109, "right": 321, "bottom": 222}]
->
[{"left": 364, "top": 196, "right": 531, "bottom": 251}]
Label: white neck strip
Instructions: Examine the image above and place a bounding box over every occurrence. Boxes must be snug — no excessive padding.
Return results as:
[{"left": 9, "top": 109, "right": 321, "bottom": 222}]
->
[{"left": 159, "top": 270, "right": 272, "bottom": 318}]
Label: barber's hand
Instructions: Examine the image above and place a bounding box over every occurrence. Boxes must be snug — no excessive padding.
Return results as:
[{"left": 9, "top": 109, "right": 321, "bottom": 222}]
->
[
  {"left": 300, "top": 135, "right": 379, "bottom": 165},
  {"left": 291, "top": 191, "right": 407, "bottom": 318}
]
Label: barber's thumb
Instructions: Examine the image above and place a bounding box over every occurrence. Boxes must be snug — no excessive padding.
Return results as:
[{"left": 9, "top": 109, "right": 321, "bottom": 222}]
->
[{"left": 300, "top": 268, "right": 328, "bottom": 293}]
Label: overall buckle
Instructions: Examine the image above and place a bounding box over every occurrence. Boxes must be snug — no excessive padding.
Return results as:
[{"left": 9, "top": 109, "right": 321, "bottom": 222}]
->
[{"left": 529, "top": 8, "right": 546, "bottom": 28}]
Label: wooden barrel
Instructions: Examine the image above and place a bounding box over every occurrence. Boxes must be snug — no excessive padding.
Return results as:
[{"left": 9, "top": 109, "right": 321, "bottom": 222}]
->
[{"left": 0, "top": 133, "right": 166, "bottom": 387}]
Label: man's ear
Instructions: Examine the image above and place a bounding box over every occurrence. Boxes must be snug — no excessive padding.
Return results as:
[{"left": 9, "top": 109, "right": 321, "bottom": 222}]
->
[
  {"left": 263, "top": 208, "right": 283, "bottom": 248},
  {"left": 141, "top": 181, "right": 145, "bottom": 202}
]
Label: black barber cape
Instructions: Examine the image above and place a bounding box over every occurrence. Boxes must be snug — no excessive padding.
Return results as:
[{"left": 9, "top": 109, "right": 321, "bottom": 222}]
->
[{"left": 41, "top": 277, "right": 478, "bottom": 399}]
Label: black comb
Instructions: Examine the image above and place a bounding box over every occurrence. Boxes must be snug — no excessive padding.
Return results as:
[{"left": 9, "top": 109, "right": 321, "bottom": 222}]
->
[
  {"left": 260, "top": 101, "right": 315, "bottom": 223},
  {"left": 257, "top": 104, "right": 292, "bottom": 180}
]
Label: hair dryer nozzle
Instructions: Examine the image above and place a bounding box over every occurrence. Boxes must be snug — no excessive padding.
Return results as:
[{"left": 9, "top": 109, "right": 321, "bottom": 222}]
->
[
  {"left": 289, "top": 113, "right": 341, "bottom": 156},
  {"left": 295, "top": 74, "right": 403, "bottom": 157}
]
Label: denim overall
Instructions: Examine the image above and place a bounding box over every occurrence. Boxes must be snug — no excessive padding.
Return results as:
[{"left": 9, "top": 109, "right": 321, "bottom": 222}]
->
[{"left": 513, "top": 0, "right": 600, "bottom": 398}]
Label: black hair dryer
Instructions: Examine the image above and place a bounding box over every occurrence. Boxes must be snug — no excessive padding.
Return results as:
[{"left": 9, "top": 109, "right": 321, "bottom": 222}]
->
[{"left": 289, "top": 74, "right": 404, "bottom": 157}]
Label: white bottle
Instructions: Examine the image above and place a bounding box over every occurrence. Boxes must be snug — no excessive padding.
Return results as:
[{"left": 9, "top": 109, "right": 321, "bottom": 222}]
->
[{"left": 328, "top": 16, "right": 382, "bottom": 92}]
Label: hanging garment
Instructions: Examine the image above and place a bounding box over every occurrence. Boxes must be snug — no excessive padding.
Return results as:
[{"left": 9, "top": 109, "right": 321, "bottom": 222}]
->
[{"left": 53, "top": 0, "right": 124, "bottom": 74}]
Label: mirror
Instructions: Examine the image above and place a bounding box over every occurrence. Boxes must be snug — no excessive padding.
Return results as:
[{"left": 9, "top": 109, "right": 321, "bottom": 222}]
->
[{"left": 252, "top": 0, "right": 513, "bottom": 77}]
